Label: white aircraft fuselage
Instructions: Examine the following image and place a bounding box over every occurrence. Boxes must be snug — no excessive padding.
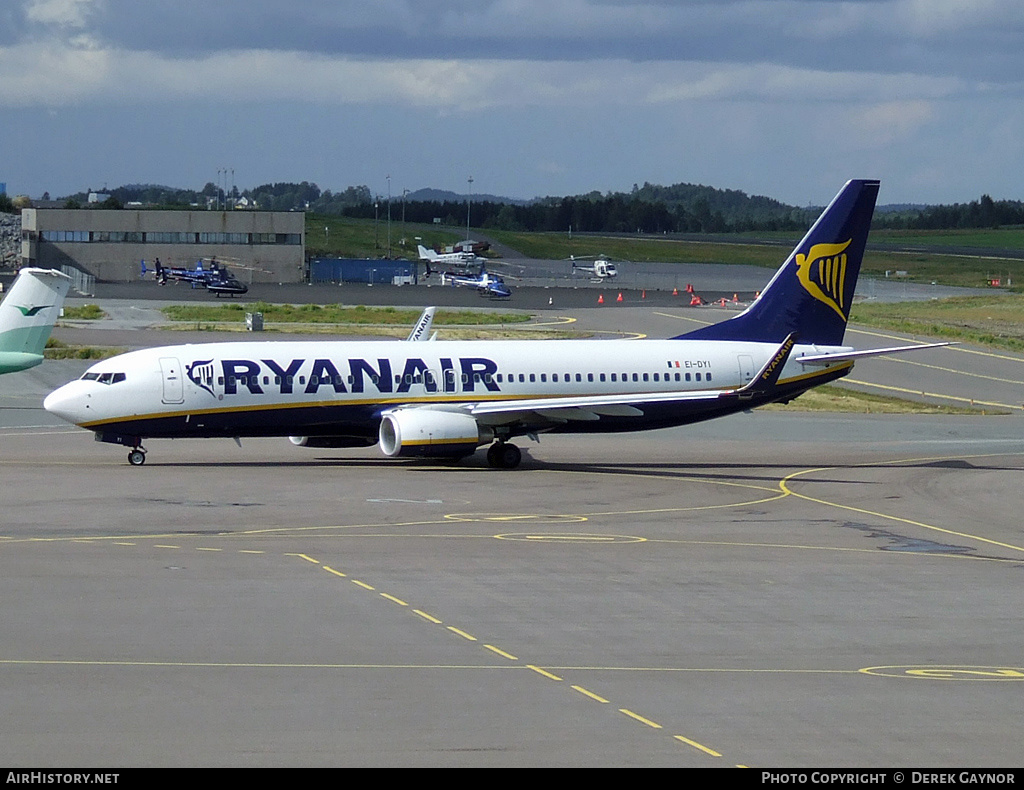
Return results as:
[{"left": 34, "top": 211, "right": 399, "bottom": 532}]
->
[{"left": 43, "top": 336, "right": 850, "bottom": 445}]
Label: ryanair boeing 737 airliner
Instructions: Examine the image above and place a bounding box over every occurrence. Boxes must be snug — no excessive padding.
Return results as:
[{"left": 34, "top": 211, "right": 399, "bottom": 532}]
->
[{"left": 43, "top": 180, "right": 946, "bottom": 468}]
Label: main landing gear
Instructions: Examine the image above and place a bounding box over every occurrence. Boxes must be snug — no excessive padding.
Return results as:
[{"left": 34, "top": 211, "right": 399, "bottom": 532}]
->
[
  {"left": 127, "top": 447, "right": 147, "bottom": 466},
  {"left": 486, "top": 441, "right": 521, "bottom": 469}
]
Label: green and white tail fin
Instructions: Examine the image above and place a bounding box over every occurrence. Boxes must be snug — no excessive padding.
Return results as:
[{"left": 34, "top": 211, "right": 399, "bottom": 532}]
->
[{"left": 0, "top": 268, "right": 73, "bottom": 374}]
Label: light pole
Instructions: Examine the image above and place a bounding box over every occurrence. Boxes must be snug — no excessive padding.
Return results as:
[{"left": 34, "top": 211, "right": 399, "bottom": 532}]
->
[
  {"left": 402, "top": 189, "right": 409, "bottom": 249},
  {"left": 386, "top": 174, "right": 392, "bottom": 259},
  {"left": 466, "top": 176, "right": 473, "bottom": 241},
  {"left": 374, "top": 198, "right": 379, "bottom": 252}
]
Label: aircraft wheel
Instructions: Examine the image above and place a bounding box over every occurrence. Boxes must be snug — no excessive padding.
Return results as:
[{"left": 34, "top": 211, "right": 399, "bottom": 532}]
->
[
  {"left": 500, "top": 443, "right": 522, "bottom": 469},
  {"left": 128, "top": 449, "right": 146, "bottom": 466},
  {"left": 488, "top": 442, "right": 521, "bottom": 469}
]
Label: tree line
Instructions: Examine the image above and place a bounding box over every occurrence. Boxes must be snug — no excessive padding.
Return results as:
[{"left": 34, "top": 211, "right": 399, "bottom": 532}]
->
[{"left": 39, "top": 182, "right": 1024, "bottom": 233}]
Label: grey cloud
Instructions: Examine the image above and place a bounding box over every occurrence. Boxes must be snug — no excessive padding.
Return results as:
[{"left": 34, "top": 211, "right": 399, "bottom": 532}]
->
[{"left": 3, "top": 1, "right": 1007, "bottom": 86}]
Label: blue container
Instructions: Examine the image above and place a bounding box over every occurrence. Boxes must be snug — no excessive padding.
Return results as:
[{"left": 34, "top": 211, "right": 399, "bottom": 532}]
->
[{"left": 310, "top": 258, "right": 418, "bottom": 285}]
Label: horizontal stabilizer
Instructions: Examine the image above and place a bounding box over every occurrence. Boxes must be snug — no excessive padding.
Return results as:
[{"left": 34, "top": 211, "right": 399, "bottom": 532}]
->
[{"left": 796, "top": 341, "right": 954, "bottom": 366}]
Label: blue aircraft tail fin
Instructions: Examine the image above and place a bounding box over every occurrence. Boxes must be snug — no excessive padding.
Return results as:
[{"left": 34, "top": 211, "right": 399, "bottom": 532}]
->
[{"left": 676, "top": 179, "right": 879, "bottom": 346}]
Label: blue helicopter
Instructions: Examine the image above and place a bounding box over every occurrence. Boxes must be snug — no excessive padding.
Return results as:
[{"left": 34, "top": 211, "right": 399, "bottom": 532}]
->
[
  {"left": 439, "top": 264, "right": 512, "bottom": 299},
  {"left": 152, "top": 258, "right": 249, "bottom": 297}
]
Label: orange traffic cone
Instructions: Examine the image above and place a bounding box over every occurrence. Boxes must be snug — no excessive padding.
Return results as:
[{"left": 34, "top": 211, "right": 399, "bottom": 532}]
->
[
  {"left": 690, "top": 295, "right": 701, "bottom": 305},
  {"left": 686, "top": 283, "right": 693, "bottom": 293},
  {"left": 732, "top": 293, "right": 739, "bottom": 303},
  {"left": 616, "top": 292, "right": 623, "bottom": 302},
  {"left": 672, "top": 287, "right": 678, "bottom": 296},
  {"left": 598, "top": 293, "right": 604, "bottom": 304},
  {"left": 641, "top": 290, "right": 646, "bottom": 299}
]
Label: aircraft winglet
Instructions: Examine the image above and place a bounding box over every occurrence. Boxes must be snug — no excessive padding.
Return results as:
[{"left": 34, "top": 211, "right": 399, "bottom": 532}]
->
[
  {"left": 733, "top": 332, "right": 798, "bottom": 398},
  {"left": 406, "top": 307, "right": 436, "bottom": 342}
]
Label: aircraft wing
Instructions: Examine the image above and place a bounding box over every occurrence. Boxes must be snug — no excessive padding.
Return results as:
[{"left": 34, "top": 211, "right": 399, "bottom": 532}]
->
[
  {"left": 467, "top": 388, "right": 732, "bottom": 425},
  {"left": 796, "top": 341, "right": 953, "bottom": 365},
  {"left": 466, "top": 334, "right": 797, "bottom": 425}
]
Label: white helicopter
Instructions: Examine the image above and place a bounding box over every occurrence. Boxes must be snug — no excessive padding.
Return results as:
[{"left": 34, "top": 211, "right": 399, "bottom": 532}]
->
[{"left": 570, "top": 254, "right": 618, "bottom": 281}]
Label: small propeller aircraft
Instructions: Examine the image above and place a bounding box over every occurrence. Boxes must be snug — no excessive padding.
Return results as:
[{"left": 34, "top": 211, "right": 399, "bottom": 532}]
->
[
  {"left": 570, "top": 255, "right": 618, "bottom": 280},
  {"left": 417, "top": 244, "right": 485, "bottom": 267}
]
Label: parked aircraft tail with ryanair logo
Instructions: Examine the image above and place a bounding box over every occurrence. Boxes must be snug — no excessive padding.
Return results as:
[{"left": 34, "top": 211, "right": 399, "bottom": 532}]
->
[{"left": 677, "top": 179, "right": 879, "bottom": 347}]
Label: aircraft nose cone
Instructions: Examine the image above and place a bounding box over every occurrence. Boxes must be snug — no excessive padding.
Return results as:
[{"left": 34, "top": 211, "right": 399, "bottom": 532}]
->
[{"left": 44, "top": 383, "right": 89, "bottom": 424}]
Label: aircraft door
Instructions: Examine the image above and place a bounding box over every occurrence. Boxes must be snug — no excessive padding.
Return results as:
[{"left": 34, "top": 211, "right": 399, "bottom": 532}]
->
[
  {"left": 421, "top": 366, "right": 439, "bottom": 394},
  {"left": 737, "top": 354, "right": 754, "bottom": 385},
  {"left": 160, "top": 357, "right": 185, "bottom": 404}
]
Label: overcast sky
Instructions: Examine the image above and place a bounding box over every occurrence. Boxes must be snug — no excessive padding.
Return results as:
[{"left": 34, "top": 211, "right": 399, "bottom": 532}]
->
[{"left": 2, "top": 0, "right": 1022, "bottom": 206}]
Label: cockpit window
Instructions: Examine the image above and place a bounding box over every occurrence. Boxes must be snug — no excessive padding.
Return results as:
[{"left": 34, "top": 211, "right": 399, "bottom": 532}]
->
[{"left": 80, "top": 372, "right": 126, "bottom": 384}]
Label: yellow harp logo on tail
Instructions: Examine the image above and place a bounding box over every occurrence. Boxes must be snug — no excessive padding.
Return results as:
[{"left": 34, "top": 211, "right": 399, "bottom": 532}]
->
[{"left": 795, "top": 240, "right": 852, "bottom": 320}]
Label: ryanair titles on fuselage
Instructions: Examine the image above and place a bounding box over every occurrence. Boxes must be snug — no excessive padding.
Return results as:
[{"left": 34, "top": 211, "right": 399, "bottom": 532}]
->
[
  {"left": 187, "top": 355, "right": 501, "bottom": 398},
  {"left": 183, "top": 351, "right": 719, "bottom": 399}
]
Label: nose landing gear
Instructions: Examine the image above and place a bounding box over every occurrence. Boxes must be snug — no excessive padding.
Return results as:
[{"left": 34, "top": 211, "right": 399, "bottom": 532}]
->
[{"left": 127, "top": 447, "right": 147, "bottom": 466}]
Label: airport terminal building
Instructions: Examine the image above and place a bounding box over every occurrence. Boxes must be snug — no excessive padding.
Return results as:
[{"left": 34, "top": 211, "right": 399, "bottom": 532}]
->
[{"left": 20, "top": 208, "right": 305, "bottom": 283}]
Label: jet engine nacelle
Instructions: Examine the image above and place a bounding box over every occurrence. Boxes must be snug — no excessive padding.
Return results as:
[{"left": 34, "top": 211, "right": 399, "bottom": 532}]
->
[
  {"left": 289, "top": 435, "right": 376, "bottom": 448},
  {"left": 378, "top": 408, "right": 492, "bottom": 459}
]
